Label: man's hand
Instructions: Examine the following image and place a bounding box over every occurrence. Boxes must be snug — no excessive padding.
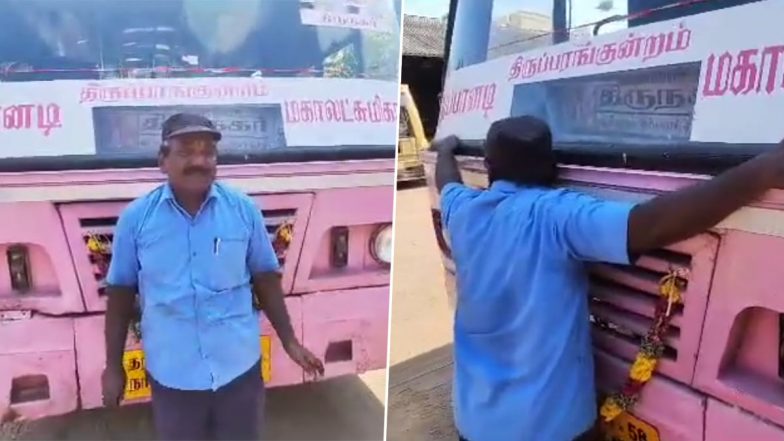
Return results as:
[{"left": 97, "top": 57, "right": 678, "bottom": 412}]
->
[
  {"left": 434, "top": 135, "right": 464, "bottom": 192},
  {"left": 101, "top": 365, "right": 127, "bottom": 408},
  {"left": 429, "top": 134, "right": 460, "bottom": 153},
  {"left": 283, "top": 340, "right": 325, "bottom": 380}
]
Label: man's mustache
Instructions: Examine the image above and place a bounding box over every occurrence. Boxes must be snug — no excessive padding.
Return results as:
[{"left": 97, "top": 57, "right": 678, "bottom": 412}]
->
[{"left": 183, "top": 167, "right": 211, "bottom": 176}]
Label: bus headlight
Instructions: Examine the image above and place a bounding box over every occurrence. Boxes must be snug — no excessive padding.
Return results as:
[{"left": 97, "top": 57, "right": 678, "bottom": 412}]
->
[
  {"left": 7, "top": 244, "right": 32, "bottom": 293},
  {"left": 370, "top": 224, "right": 393, "bottom": 265}
]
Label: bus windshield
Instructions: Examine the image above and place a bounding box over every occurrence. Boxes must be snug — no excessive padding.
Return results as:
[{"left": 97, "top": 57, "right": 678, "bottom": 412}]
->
[
  {"left": 0, "top": 0, "right": 401, "bottom": 169},
  {"left": 440, "top": 0, "right": 775, "bottom": 172},
  {"left": 448, "top": 0, "right": 760, "bottom": 72}
]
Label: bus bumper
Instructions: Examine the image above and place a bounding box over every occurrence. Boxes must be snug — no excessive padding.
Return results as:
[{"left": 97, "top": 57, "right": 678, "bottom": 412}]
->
[
  {"left": 0, "top": 285, "right": 390, "bottom": 418},
  {"left": 0, "top": 316, "right": 79, "bottom": 422}
]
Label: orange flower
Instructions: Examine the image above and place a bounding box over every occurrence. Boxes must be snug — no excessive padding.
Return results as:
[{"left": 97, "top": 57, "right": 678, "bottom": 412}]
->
[
  {"left": 630, "top": 354, "right": 657, "bottom": 383},
  {"left": 87, "top": 235, "right": 109, "bottom": 254},
  {"left": 600, "top": 398, "right": 624, "bottom": 422}
]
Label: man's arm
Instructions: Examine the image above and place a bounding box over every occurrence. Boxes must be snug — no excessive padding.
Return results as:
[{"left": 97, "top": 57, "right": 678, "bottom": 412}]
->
[
  {"left": 245, "top": 200, "right": 296, "bottom": 346},
  {"left": 434, "top": 135, "right": 463, "bottom": 192},
  {"left": 104, "top": 211, "right": 139, "bottom": 371},
  {"left": 628, "top": 143, "right": 784, "bottom": 255},
  {"left": 433, "top": 136, "right": 481, "bottom": 233},
  {"left": 553, "top": 141, "right": 784, "bottom": 265},
  {"left": 251, "top": 272, "right": 295, "bottom": 347},
  {"left": 246, "top": 198, "right": 324, "bottom": 377},
  {"left": 105, "top": 287, "right": 136, "bottom": 371},
  {"left": 102, "top": 209, "right": 139, "bottom": 406}
]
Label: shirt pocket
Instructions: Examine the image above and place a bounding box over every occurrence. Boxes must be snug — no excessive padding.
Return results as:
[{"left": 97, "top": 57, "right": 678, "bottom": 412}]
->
[{"left": 205, "top": 234, "right": 249, "bottom": 291}]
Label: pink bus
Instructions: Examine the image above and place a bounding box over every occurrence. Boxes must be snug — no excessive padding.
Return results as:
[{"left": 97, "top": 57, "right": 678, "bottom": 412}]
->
[
  {"left": 0, "top": 0, "right": 398, "bottom": 422},
  {"left": 428, "top": 0, "right": 784, "bottom": 440}
]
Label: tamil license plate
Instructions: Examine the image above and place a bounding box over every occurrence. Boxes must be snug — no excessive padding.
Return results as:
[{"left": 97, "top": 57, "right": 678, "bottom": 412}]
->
[
  {"left": 123, "top": 335, "right": 272, "bottom": 401},
  {"left": 604, "top": 412, "right": 660, "bottom": 441}
]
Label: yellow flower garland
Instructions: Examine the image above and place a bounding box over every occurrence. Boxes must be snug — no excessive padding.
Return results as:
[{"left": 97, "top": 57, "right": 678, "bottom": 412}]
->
[
  {"left": 629, "top": 354, "right": 657, "bottom": 382},
  {"left": 87, "top": 235, "right": 110, "bottom": 254},
  {"left": 276, "top": 222, "right": 293, "bottom": 244},
  {"left": 600, "top": 398, "right": 624, "bottom": 422},
  {"left": 598, "top": 268, "right": 687, "bottom": 424},
  {"left": 86, "top": 233, "right": 142, "bottom": 341}
]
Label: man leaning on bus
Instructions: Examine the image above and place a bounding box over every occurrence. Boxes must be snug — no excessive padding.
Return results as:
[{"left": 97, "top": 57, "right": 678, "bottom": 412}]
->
[
  {"left": 101, "top": 113, "right": 324, "bottom": 440},
  {"left": 434, "top": 115, "right": 784, "bottom": 441}
]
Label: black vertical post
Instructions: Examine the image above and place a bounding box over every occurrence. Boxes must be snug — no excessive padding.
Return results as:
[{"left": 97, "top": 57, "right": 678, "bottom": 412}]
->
[
  {"left": 440, "top": 0, "right": 459, "bottom": 90},
  {"left": 552, "top": 0, "right": 569, "bottom": 44}
]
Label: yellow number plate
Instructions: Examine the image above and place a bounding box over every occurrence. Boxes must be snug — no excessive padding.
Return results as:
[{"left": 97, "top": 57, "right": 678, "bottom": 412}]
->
[
  {"left": 123, "top": 335, "right": 272, "bottom": 401},
  {"left": 604, "top": 412, "right": 660, "bottom": 441}
]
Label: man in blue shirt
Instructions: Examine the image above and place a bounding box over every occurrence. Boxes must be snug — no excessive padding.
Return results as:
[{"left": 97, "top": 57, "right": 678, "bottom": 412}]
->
[
  {"left": 435, "top": 115, "right": 784, "bottom": 441},
  {"left": 101, "top": 113, "right": 324, "bottom": 440}
]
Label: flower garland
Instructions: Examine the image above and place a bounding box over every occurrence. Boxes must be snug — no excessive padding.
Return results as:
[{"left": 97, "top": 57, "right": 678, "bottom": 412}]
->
[
  {"left": 86, "top": 234, "right": 111, "bottom": 279},
  {"left": 599, "top": 268, "right": 688, "bottom": 423},
  {"left": 253, "top": 220, "right": 294, "bottom": 311},
  {"left": 87, "top": 233, "right": 142, "bottom": 342},
  {"left": 272, "top": 220, "right": 294, "bottom": 261}
]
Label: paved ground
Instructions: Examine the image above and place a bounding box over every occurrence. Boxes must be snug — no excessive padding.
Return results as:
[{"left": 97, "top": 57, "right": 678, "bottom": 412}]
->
[
  {"left": 387, "top": 184, "right": 457, "bottom": 441},
  {"left": 0, "top": 366, "right": 386, "bottom": 440}
]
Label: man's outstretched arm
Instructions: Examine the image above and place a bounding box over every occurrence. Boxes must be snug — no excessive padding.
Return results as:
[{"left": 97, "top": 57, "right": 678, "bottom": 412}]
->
[
  {"left": 628, "top": 141, "right": 784, "bottom": 255},
  {"left": 555, "top": 140, "right": 784, "bottom": 265}
]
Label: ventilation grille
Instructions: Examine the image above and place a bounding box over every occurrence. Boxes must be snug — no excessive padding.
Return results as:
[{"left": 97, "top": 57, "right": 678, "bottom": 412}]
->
[
  {"left": 79, "top": 217, "right": 117, "bottom": 296},
  {"left": 78, "top": 208, "right": 298, "bottom": 296},
  {"left": 589, "top": 247, "right": 692, "bottom": 363},
  {"left": 261, "top": 208, "right": 298, "bottom": 266}
]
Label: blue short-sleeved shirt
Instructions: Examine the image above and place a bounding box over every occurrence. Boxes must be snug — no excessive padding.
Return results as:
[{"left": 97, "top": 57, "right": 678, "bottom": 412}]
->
[
  {"left": 106, "top": 182, "right": 280, "bottom": 391},
  {"left": 441, "top": 180, "right": 636, "bottom": 441}
]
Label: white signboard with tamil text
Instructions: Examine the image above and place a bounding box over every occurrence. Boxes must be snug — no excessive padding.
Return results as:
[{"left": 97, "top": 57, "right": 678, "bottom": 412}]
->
[{"left": 0, "top": 77, "right": 397, "bottom": 159}]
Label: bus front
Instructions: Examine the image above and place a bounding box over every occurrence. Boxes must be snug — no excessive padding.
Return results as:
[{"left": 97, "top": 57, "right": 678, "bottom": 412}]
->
[
  {"left": 0, "top": 0, "right": 398, "bottom": 421},
  {"left": 429, "top": 0, "right": 784, "bottom": 440}
]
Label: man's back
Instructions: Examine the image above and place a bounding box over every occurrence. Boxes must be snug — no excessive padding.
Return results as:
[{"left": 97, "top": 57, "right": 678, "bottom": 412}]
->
[{"left": 441, "top": 180, "right": 635, "bottom": 441}]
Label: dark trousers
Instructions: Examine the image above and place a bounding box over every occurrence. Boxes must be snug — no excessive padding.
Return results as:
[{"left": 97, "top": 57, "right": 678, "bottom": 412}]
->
[{"left": 149, "top": 360, "right": 264, "bottom": 441}]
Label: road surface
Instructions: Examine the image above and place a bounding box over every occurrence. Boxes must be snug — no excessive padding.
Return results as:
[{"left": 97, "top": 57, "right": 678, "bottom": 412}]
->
[
  {"left": 387, "top": 185, "right": 457, "bottom": 441},
  {"left": 0, "top": 369, "right": 386, "bottom": 440}
]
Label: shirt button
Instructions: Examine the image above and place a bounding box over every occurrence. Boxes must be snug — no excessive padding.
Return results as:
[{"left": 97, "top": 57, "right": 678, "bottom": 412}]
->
[{"left": 192, "top": 252, "right": 196, "bottom": 257}]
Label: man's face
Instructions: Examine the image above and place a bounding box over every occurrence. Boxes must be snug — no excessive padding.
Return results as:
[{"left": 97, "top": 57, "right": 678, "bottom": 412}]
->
[{"left": 159, "top": 133, "right": 218, "bottom": 194}]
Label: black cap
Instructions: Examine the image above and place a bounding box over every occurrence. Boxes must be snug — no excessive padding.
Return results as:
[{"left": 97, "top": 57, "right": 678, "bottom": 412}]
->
[
  {"left": 484, "top": 115, "right": 556, "bottom": 185},
  {"left": 485, "top": 115, "right": 552, "bottom": 159},
  {"left": 161, "top": 113, "right": 222, "bottom": 141}
]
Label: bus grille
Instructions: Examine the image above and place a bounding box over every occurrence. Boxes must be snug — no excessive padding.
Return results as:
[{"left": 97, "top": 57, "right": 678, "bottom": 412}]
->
[
  {"left": 588, "top": 246, "right": 691, "bottom": 363},
  {"left": 78, "top": 208, "right": 297, "bottom": 296},
  {"left": 587, "top": 233, "right": 719, "bottom": 384}
]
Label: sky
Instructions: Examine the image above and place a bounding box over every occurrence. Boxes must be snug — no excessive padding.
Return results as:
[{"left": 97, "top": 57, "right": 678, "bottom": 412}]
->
[
  {"left": 403, "top": 0, "right": 449, "bottom": 18},
  {"left": 403, "top": 0, "right": 628, "bottom": 31}
]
